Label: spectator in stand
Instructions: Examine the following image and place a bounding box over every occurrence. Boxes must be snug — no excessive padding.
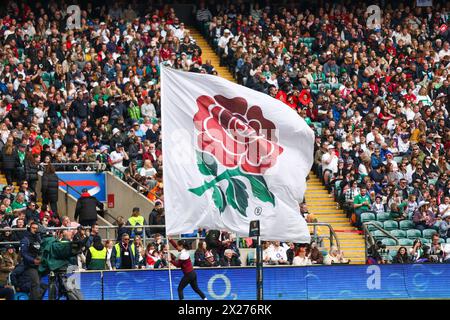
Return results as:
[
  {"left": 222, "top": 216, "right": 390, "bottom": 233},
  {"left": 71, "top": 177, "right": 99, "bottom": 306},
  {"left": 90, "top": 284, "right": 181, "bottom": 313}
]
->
[
  {"left": 194, "top": 240, "right": 207, "bottom": 267},
  {"left": 269, "top": 241, "right": 289, "bottom": 265},
  {"left": 149, "top": 201, "right": 165, "bottom": 236},
  {"left": 286, "top": 242, "right": 296, "bottom": 265},
  {"left": 392, "top": 247, "right": 412, "bottom": 264},
  {"left": 413, "top": 201, "right": 436, "bottom": 231},
  {"left": 353, "top": 186, "right": 372, "bottom": 228},
  {"left": 324, "top": 246, "right": 349, "bottom": 265},
  {"left": 133, "top": 235, "right": 146, "bottom": 268},
  {"left": 0, "top": 244, "right": 19, "bottom": 286},
  {"left": 74, "top": 188, "right": 103, "bottom": 227},
  {"left": 292, "top": 244, "right": 312, "bottom": 266},
  {"left": 219, "top": 249, "right": 242, "bottom": 267},
  {"left": 308, "top": 241, "right": 324, "bottom": 264},
  {"left": 439, "top": 213, "right": 450, "bottom": 239},
  {"left": 40, "top": 164, "right": 59, "bottom": 215}
]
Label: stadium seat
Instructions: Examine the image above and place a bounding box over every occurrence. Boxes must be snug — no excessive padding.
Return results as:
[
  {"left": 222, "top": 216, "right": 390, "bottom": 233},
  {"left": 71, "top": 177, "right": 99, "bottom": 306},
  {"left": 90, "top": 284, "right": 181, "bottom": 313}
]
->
[
  {"left": 381, "top": 238, "right": 397, "bottom": 246},
  {"left": 432, "top": 221, "right": 441, "bottom": 231},
  {"left": 439, "top": 238, "right": 446, "bottom": 244},
  {"left": 420, "top": 238, "right": 431, "bottom": 244},
  {"left": 398, "top": 238, "right": 414, "bottom": 246},
  {"left": 247, "top": 251, "right": 255, "bottom": 266},
  {"left": 422, "top": 229, "right": 437, "bottom": 239},
  {"left": 447, "top": 238, "right": 450, "bottom": 244},
  {"left": 371, "top": 230, "right": 387, "bottom": 240},
  {"left": 367, "top": 221, "right": 383, "bottom": 231},
  {"left": 399, "top": 220, "right": 415, "bottom": 230},
  {"left": 390, "top": 229, "right": 406, "bottom": 238},
  {"left": 389, "top": 250, "right": 397, "bottom": 259},
  {"left": 376, "top": 212, "right": 390, "bottom": 222},
  {"left": 361, "top": 212, "right": 376, "bottom": 223},
  {"left": 383, "top": 220, "right": 398, "bottom": 231},
  {"left": 406, "top": 229, "right": 422, "bottom": 239}
]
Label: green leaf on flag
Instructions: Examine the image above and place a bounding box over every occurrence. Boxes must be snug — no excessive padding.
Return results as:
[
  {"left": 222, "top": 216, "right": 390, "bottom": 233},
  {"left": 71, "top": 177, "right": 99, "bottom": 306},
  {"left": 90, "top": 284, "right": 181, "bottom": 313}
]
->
[
  {"left": 196, "top": 151, "right": 218, "bottom": 176},
  {"left": 244, "top": 174, "right": 275, "bottom": 206},
  {"left": 226, "top": 178, "right": 249, "bottom": 217},
  {"left": 212, "top": 185, "right": 226, "bottom": 213}
]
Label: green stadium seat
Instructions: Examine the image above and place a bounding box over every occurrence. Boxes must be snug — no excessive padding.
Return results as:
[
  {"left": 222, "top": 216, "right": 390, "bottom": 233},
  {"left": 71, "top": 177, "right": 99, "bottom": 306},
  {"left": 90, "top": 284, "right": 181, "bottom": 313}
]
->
[
  {"left": 398, "top": 238, "right": 414, "bottom": 246},
  {"left": 399, "top": 220, "right": 415, "bottom": 230},
  {"left": 447, "top": 238, "right": 450, "bottom": 244},
  {"left": 406, "top": 229, "right": 422, "bottom": 239},
  {"left": 371, "top": 230, "right": 387, "bottom": 240},
  {"left": 432, "top": 221, "right": 442, "bottom": 231},
  {"left": 381, "top": 238, "right": 397, "bottom": 246},
  {"left": 383, "top": 220, "right": 398, "bottom": 231},
  {"left": 420, "top": 238, "right": 431, "bottom": 244},
  {"left": 389, "top": 250, "right": 397, "bottom": 259},
  {"left": 422, "top": 229, "right": 437, "bottom": 239},
  {"left": 361, "top": 212, "right": 376, "bottom": 223},
  {"left": 439, "top": 238, "right": 446, "bottom": 244},
  {"left": 367, "top": 221, "right": 383, "bottom": 231},
  {"left": 390, "top": 229, "right": 406, "bottom": 238},
  {"left": 247, "top": 251, "right": 255, "bottom": 266},
  {"left": 376, "top": 212, "right": 390, "bottom": 222}
]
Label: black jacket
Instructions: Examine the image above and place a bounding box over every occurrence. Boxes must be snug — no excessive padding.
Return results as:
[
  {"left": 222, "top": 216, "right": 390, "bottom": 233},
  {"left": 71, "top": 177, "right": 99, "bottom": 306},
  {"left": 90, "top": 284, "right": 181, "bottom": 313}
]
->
[
  {"left": 1, "top": 149, "right": 19, "bottom": 170},
  {"left": 74, "top": 194, "right": 103, "bottom": 222},
  {"left": 41, "top": 173, "right": 59, "bottom": 202},
  {"left": 24, "top": 160, "right": 39, "bottom": 182}
]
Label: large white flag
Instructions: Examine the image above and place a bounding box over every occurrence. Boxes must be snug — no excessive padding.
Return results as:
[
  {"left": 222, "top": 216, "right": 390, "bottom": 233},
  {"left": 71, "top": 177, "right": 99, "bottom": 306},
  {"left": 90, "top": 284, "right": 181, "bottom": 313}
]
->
[{"left": 161, "top": 67, "right": 314, "bottom": 242}]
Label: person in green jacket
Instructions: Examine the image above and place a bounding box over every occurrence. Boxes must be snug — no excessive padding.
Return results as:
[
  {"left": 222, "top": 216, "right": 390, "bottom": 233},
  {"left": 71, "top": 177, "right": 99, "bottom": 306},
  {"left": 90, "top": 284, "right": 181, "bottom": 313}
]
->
[{"left": 353, "top": 186, "right": 372, "bottom": 228}]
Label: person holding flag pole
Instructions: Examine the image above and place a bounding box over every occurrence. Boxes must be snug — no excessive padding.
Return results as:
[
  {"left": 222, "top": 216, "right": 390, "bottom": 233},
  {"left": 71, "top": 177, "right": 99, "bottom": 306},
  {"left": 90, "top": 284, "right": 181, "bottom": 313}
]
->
[{"left": 168, "top": 236, "right": 207, "bottom": 300}]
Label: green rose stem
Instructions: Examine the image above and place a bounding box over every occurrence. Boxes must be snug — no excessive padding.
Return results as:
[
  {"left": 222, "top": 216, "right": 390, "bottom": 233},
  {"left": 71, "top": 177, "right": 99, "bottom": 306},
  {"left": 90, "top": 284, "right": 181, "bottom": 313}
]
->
[{"left": 189, "top": 167, "right": 241, "bottom": 196}]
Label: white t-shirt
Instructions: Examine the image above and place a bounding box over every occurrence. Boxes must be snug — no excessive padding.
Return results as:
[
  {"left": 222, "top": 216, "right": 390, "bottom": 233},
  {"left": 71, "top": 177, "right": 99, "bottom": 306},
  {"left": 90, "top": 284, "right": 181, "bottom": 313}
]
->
[
  {"left": 110, "top": 151, "right": 124, "bottom": 168},
  {"left": 321, "top": 153, "right": 338, "bottom": 173},
  {"left": 139, "top": 167, "right": 157, "bottom": 177},
  {"left": 270, "top": 246, "right": 287, "bottom": 262}
]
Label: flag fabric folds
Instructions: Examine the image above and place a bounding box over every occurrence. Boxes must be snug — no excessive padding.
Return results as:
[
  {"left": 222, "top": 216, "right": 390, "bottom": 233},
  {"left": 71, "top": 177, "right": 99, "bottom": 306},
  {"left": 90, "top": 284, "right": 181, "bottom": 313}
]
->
[{"left": 161, "top": 67, "right": 315, "bottom": 242}]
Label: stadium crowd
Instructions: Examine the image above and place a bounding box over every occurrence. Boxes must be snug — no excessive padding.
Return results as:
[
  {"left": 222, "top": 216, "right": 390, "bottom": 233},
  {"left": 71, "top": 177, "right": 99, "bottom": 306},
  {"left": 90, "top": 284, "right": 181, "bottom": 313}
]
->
[
  {"left": 195, "top": 0, "right": 450, "bottom": 262},
  {"left": 1, "top": 0, "right": 450, "bottom": 299}
]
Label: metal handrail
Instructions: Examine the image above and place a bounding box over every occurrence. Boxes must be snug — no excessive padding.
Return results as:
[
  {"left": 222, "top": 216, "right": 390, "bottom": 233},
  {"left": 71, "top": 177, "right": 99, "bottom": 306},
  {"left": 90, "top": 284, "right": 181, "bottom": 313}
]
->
[
  {"left": 362, "top": 221, "right": 400, "bottom": 262},
  {"left": 110, "top": 166, "right": 161, "bottom": 201}
]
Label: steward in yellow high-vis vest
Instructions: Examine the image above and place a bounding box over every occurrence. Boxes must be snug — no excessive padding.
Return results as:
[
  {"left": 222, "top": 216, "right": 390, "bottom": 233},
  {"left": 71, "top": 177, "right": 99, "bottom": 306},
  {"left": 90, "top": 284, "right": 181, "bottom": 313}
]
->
[
  {"left": 85, "top": 236, "right": 107, "bottom": 270},
  {"left": 126, "top": 207, "right": 149, "bottom": 238},
  {"left": 111, "top": 233, "right": 139, "bottom": 269}
]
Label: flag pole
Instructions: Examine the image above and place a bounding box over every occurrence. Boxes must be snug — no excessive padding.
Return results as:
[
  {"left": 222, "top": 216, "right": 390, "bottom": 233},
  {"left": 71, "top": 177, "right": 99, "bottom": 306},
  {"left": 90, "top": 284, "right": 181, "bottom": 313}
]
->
[
  {"left": 250, "top": 220, "right": 263, "bottom": 300},
  {"left": 167, "top": 235, "right": 174, "bottom": 301},
  {"left": 160, "top": 64, "right": 174, "bottom": 301}
]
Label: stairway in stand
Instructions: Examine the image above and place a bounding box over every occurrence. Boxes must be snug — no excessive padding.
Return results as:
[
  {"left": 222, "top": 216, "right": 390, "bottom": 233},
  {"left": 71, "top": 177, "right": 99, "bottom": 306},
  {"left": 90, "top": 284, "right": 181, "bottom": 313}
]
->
[
  {"left": 188, "top": 27, "right": 235, "bottom": 82},
  {"left": 187, "top": 26, "right": 367, "bottom": 264},
  {"left": 305, "top": 173, "right": 366, "bottom": 264},
  {"left": 0, "top": 174, "right": 19, "bottom": 193}
]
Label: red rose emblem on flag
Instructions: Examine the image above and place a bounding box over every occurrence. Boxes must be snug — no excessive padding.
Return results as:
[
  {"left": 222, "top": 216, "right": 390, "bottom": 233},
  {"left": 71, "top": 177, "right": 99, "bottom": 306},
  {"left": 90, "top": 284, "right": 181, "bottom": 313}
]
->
[{"left": 193, "top": 95, "right": 283, "bottom": 174}]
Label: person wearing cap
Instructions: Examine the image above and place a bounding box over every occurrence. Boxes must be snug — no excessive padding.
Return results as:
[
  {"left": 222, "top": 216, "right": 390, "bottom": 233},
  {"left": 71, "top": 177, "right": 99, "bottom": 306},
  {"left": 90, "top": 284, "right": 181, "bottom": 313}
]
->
[
  {"left": 126, "top": 207, "right": 150, "bottom": 238},
  {"left": 219, "top": 248, "right": 242, "bottom": 267},
  {"left": 109, "top": 142, "right": 129, "bottom": 172},
  {"left": 74, "top": 188, "right": 104, "bottom": 227},
  {"left": 85, "top": 235, "right": 107, "bottom": 270},
  {"left": 217, "top": 29, "right": 233, "bottom": 66},
  {"left": 321, "top": 144, "right": 338, "bottom": 187},
  {"left": 413, "top": 200, "right": 436, "bottom": 231}
]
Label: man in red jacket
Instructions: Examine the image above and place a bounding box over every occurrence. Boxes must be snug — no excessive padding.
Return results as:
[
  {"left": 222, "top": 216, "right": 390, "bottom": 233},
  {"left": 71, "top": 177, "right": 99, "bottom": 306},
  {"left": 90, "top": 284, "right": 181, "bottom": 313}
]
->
[{"left": 169, "top": 237, "right": 207, "bottom": 300}]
